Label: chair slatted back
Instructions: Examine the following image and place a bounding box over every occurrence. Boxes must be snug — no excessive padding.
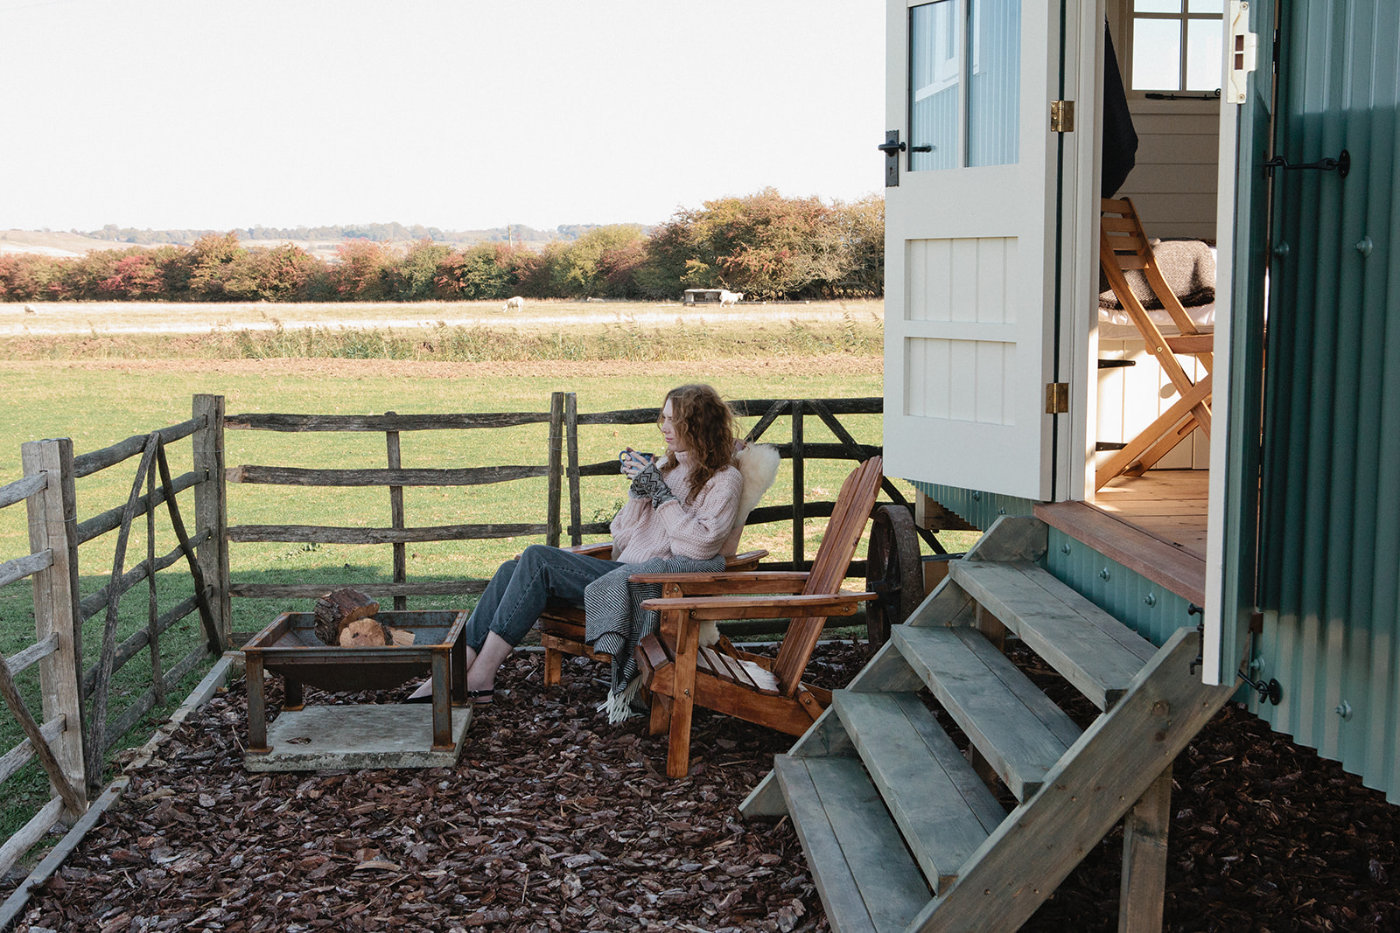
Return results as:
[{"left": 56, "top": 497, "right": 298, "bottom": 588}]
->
[
  {"left": 770, "top": 457, "right": 883, "bottom": 696},
  {"left": 1100, "top": 197, "right": 1206, "bottom": 342}
]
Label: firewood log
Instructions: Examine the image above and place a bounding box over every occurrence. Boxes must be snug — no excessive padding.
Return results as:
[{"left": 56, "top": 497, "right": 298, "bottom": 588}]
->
[
  {"left": 314, "top": 588, "right": 379, "bottom": 644},
  {"left": 385, "top": 626, "right": 415, "bottom": 646},
  {"left": 338, "top": 617, "right": 392, "bottom": 647}
]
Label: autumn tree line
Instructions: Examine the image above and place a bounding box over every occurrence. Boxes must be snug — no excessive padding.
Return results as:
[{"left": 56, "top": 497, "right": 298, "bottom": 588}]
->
[{"left": 1, "top": 191, "right": 884, "bottom": 304}]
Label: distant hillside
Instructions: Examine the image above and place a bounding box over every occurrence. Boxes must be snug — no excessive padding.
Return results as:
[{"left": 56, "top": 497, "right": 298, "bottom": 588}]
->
[
  {"left": 0, "top": 230, "right": 135, "bottom": 258},
  {"left": 0, "top": 222, "right": 629, "bottom": 259}
]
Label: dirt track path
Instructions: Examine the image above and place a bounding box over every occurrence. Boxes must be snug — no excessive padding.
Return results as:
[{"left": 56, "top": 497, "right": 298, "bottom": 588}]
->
[{"left": 0, "top": 298, "right": 883, "bottom": 337}]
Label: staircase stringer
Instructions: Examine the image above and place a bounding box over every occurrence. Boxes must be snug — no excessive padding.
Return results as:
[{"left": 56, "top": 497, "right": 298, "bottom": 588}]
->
[{"left": 907, "top": 626, "right": 1237, "bottom": 933}]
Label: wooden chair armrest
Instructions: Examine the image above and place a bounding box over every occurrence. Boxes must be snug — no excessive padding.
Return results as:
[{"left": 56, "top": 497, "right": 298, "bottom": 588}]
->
[
  {"left": 627, "top": 570, "right": 811, "bottom": 595},
  {"left": 562, "top": 542, "right": 614, "bottom": 559},
  {"left": 646, "top": 590, "right": 875, "bottom": 623},
  {"left": 725, "top": 549, "right": 768, "bottom": 571},
  {"left": 553, "top": 544, "right": 762, "bottom": 565}
]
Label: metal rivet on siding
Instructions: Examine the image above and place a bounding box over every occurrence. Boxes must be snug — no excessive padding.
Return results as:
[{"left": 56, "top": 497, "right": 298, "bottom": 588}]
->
[
  {"left": 1099, "top": 567, "right": 1111, "bottom": 580},
  {"left": 1144, "top": 592, "right": 1156, "bottom": 607},
  {"left": 1249, "top": 657, "right": 1265, "bottom": 674},
  {"left": 1336, "top": 701, "right": 1353, "bottom": 720},
  {"left": 1060, "top": 542, "right": 1071, "bottom": 554},
  {"left": 1356, "top": 236, "right": 1374, "bottom": 257},
  {"left": 998, "top": 507, "right": 1006, "bottom": 515},
  {"left": 972, "top": 491, "right": 981, "bottom": 501},
  {"left": 1273, "top": 241, "right": 1290, "bottom": 257}
]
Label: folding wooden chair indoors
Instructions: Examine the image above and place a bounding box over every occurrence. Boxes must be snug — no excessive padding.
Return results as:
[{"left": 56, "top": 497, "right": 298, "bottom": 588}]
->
[{"left": 1096, "top": 197, "right": 1214, "bottom": 491}]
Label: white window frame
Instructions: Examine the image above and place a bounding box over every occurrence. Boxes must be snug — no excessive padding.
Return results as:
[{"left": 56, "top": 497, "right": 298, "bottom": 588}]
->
[{"left": 1123, "top": 0, "right": 1224, "bottom": 96}]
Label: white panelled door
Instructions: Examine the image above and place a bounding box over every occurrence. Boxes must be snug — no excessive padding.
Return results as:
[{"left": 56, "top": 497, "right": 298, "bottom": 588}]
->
[{"left": 884, "top": 0, "right": 1069, "bottom": 501}]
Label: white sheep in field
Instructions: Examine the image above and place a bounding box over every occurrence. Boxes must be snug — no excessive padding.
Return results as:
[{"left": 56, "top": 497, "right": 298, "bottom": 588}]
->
[
  {"left": 503, "top": 296, "right": 525, "bottom": 311},
  {"left": 718, "top": 289, "right": 744, "bottom": 306}
]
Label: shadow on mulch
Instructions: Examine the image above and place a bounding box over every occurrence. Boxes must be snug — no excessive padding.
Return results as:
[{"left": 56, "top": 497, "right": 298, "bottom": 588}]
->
[{"left": 9, "top": 640, "right": 1400, "bottom": 933}]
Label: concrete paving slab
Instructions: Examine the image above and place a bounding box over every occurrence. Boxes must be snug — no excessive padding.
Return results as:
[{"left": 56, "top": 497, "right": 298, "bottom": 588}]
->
[{"left": 244, "top": 704, "right": 471, "bottom": 772}]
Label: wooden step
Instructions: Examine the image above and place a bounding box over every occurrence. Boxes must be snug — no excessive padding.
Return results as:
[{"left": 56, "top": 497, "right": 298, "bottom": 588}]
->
[
  {"left": 948, "top": 560, "right": 1156, "bottom": 709},
  {"left": 891, "top": 625, "right": 1081, "bottom": 801},
  {"left": 774, "top": 754, "right": 931, "bottom": 933},
  {"left": 832, "top": 690, "right": 1004, "bottom": 892}
]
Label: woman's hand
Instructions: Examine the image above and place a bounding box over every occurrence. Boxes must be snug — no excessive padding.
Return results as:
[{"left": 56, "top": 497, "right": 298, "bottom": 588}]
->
[
  {"left": 619, "top": 448, "right": 655, "bottom": 479},
  {"left": 628, "top": 461, "right": 676, "bottom": 508}
]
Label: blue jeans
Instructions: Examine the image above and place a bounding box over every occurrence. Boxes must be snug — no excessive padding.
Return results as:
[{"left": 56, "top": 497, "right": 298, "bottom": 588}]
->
[{"left": 464, "top": 544, "right": 623, "bottom": 650}]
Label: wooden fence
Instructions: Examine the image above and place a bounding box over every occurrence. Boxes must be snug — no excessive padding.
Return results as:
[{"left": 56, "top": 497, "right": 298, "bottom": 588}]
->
[
  {"left": 222, "top": 393, "right": 573, "bottom": 610},
  {"left": 0, "top": 394, "right": 225, "bottom": 878},
  {"left": 221, "top": 393, "right": 909, "bottom": 617},
  {"left": 0, "top": 390, "right": 912, "bottom": 880}
]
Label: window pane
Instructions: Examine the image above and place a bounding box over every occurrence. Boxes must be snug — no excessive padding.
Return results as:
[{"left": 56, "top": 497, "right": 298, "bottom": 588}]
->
[
  {"left": 1185, "top": 18, "right": 1223, "bottom": 90},
  {"left": 910, "top": 0, "right": 961, "bottom": 171},
  {"left": 967, "top": 0, "right": 1020, "bottom": 167},
  {"left": 1132, "top": 18, "right": 1182, "bottom": 90},
  {"left": 1189, "top": 0, "right": 1223, "bottom": 12},
  {"left": 1136, "top": 0, "right": 1182, "bottom": 12}
]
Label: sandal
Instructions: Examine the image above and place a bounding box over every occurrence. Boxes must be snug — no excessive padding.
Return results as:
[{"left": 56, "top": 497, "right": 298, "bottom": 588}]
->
[{"left": 469, "top": 689, "right": 495, "bottom": 705}]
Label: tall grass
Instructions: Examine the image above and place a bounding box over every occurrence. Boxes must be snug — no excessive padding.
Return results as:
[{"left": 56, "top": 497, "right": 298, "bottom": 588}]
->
[{"left": 1, "top": 317, "right": 882, "bottom": 362}]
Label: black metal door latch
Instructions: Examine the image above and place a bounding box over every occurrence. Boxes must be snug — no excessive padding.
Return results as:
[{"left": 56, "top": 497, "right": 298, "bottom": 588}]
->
[{"left": 1264, "top": 148, "right": 1350, "bottom": 179}]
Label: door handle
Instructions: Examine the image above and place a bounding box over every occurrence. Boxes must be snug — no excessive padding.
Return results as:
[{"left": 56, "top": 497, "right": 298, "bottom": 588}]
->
[{"left": 877, "top": 141, "right": 933, "bottom": 153}]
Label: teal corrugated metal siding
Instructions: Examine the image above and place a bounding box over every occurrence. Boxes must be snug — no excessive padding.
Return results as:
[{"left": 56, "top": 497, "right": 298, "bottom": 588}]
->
[
  {"left": 913, "top": 481, "right": 1035, "bottom": 531},
  {"left": 1258, "top": 0, "right": 1400, "bottom": 803},
  {"left": 1043, "top": 528, "right": 1198, "bottom": 649}
]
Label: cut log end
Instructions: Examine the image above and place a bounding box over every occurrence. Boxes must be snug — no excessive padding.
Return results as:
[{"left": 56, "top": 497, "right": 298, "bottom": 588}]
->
[
  {"left": 339, "top": 617, "right": 392, "bottom": 647},
  {"left": 314, "top": 587, "right": 380, "bottom": 645}
]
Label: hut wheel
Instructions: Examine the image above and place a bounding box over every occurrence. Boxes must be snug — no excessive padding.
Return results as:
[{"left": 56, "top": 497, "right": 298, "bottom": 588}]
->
[{"left": 864, "top": 504, "right": 924, "bottom": 649}]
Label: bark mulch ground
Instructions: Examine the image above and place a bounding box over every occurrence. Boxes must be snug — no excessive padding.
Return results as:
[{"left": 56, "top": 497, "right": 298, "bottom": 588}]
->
[{"left": 10, "top": 641, "right": 1400, "bottom": 933}]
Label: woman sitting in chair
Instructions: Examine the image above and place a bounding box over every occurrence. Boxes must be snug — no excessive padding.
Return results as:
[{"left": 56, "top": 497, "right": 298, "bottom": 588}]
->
[{"left": 408, "top": 383, "right": 744, "bottom": 706}]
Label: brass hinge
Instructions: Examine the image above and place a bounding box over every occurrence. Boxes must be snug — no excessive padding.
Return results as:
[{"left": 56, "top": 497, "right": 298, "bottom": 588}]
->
[
  {"left": 1050, "top": 100, "right": 1075, "bottom": 133},
  {"left": 1045, "top": 383, "right": 1070, "bottom": 413}
]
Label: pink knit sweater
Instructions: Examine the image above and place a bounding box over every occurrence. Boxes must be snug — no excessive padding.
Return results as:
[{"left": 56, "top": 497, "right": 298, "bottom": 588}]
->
[{"left": 610, "top": 451, "right": 742, "bottom": 563}]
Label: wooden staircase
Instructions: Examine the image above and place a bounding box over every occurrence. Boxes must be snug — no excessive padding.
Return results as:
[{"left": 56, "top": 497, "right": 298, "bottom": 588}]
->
[{"left": 740, "top": 516, "right": 1237, "bottom": 932}]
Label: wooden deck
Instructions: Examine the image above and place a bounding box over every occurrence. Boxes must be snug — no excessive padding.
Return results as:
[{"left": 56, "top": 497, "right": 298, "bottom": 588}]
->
[{"left": 1036, "top": 469, "right": 1208, "bottom": 606}]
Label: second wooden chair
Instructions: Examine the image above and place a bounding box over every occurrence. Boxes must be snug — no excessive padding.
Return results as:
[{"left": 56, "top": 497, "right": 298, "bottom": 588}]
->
[{"left": 634, "top": 456, "right": 884, "bottom": 778}]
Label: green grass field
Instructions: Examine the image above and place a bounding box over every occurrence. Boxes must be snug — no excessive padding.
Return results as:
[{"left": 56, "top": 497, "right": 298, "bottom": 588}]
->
[{"left": 0, "top": 306, "right": 912, "bottom": 837}]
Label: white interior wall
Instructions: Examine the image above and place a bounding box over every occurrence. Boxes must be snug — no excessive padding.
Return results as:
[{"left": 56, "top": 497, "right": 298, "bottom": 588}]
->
[
  {"left": 1096, "top": 338, "right": 1210, "bottom": 470},
  {"left": 1106, "top": 3, "right": 1221, "bottom": 241}
]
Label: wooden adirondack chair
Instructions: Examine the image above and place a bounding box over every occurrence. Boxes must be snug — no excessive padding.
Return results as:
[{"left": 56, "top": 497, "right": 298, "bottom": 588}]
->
[
  {"left": 634, "top": 456, "right": 883, "bottom": 778},
  {"left": 538, "top": 442, "right": 780, "bottom": 685},
  {"left": 537, "top": 544, "right": 767, "bottom": 685},
  {"left": 1097, "top": 196, "right": 1214, "bottom": 490}
]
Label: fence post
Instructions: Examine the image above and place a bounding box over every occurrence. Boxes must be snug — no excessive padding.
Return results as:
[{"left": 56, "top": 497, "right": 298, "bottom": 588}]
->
[
  {"left": 547, "top": 392, "right": 564, "bottom": 547},
  {"left": 385, "top": 412, "right": 407, "bottom": 611},
  {"left": 791, "top": 400, "right": 806, "bottom": 570},
  {"left": 565, "top": 393, "right": 580, "bottom": 547},
  {"left": 192, "top": 395, "right": 231, "bottom": 647},
  {"left": 22, "top": 438, "right": 88, "bottom": 816}
]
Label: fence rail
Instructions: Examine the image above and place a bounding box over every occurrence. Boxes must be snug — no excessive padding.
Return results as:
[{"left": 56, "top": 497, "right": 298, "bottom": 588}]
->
[{"left": 224, "top": 394, "right": 570, "bottom": 611}]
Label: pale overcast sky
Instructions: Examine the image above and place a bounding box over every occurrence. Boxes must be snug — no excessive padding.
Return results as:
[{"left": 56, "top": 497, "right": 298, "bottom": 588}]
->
[{"left": 0, "top": 0, "right": 885, "bottom": 233}]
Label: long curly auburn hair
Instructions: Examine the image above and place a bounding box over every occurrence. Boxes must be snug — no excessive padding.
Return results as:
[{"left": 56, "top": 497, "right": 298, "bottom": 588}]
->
[{"left": 659, "top": 384, "right": 737, "bottom": 503}]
